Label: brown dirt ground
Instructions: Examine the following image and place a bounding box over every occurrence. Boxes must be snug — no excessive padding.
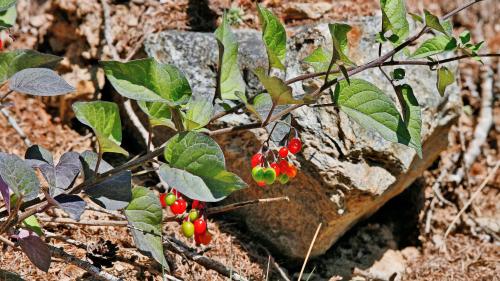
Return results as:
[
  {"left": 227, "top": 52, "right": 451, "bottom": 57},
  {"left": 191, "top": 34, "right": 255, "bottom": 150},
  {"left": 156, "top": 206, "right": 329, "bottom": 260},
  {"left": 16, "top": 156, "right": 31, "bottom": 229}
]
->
[{"left": 1, "top": 0, "right": 499, "bottom": 280}]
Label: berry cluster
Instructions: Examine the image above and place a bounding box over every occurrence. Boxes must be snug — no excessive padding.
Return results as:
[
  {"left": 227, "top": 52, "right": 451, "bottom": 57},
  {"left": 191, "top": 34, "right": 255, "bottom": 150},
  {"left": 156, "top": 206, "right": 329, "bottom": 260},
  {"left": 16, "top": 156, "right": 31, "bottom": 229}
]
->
[
  {"left": 159, "top": 190, "right": 212, "bottom": 245},
  {"left": 251, "top": 137, "right": 302, "bottom": 187}
]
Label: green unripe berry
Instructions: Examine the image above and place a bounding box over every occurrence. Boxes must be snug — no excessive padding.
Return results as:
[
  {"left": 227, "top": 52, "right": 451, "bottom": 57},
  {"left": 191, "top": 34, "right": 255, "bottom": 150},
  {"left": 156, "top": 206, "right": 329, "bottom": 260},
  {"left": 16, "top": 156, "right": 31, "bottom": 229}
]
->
[
  {"left": 165, "top": 193, "right": 176, "bottom": 206},
  {"left": 263, "top": 168, "right": 277, "bottom": 185},
  {"left": 252, "top": 166, "right": 265, "bottom": 182},
  {"left": 278, "top": 174, "right": 289, "bottom": 184},
  {"left": 182, "top": 221, "right": 195, "bottom": 238},
  {"left": 188, "top": 209, "right": 199, "bottom": 221}
]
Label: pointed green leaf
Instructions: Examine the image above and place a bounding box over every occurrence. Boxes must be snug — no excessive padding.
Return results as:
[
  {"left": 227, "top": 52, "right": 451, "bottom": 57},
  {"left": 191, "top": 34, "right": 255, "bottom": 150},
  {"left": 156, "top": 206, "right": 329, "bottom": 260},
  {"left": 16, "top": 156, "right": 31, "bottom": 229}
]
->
[
  {"left": 72, "top": 101, "right": 128, "bottom": 156},
  {"left": 424, "top": 10, "right": 448, "bottom": 35},
  {"left": 254, "top": 67, "right": 303, "bottom": 105},
  {"left": 0, "top": 0, "right": 16, "bottom": 12},
  {"left": 328, "top": 23, "right": 354, "bottom": 65},
  {"left": 102, "top": 58, "right": 191, "bottom": 105},
  {"left": 303, "top": 47, "right": 333, "bottom": 73},
  {"left": 436, "top": 66, "right": 454, "bottom": 96},
  {"left": 399, "top": 84, "right": 422, "bottom": 157},
  {"left": 410, "top": 35, "right": 457, "bottom": 59},
  {"left": 409, "top": 12, "right": 423, "bottom": 24},
  {"left": 235, "top": 92, "right": 260, "bottom": 119},
  {"left": 184, "top": 97, "right": 213, "bottom": 130},
  {"left": 0, "top": 153, "right": 40, "bottom": 201},
  {"left": 459, "top": 31, "right": 471, "bottom": 45},
  {"left": 380, "top": 0, "right": 409, "bottom": 44},
  {"left": 160, "top": 132, "right": 246, "bottom": 202},
  {"left": 0, "top": 50, "right": 61, "bottom": 84},
  {"left": 215, "top": 13, "right": 246, "bottom": 100},
  {"left": 0, "top": 5, "right": 16, "bottom": 27},
  {"left": 257, "top": 4, "right": 286, "bottom": 70},
  {"left": 125, "top": 186, "right": 167, "bottom": 268},
  {"left": 137, "top": 101, "right": 173, "bottom": 128},
  {"left": 333, "top": 79, "right": 419, "bottom": 152},
  {"left": 22, "top": 215, "right": 43, "bottom": 236},
  {"left": 442, "top": 20, "right": 453, "bottom": 36}
]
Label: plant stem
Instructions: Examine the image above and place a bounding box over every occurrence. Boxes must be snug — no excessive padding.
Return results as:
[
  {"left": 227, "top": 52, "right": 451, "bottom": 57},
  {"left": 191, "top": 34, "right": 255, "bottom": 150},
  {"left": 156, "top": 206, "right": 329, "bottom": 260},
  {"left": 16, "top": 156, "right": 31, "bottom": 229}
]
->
[
  {"left": 95, "top": 143, "right": 103, "bottom": 175},
  {"left": 0, "top": 90, "right": 13, "bottom": 103}
]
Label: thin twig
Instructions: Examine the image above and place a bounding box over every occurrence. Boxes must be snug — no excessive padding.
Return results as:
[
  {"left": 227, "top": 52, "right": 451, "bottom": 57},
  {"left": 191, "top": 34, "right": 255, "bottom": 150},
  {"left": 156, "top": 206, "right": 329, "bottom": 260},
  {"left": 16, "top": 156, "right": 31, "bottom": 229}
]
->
[
  {"left": 206, "top": 196, "right": 289, "bottom": 216},
  {"left": 39, "top": 217, "right": 129, "bottom": 227},
  {"left": 297, "top": 223, "right": 322, "bottom": 281},
  {"left": 164, "top": 236, "right": 249, "bottom": 281},
  {"left": 100, "top": 0, "right": 121, "bottom": 60},
  {"left": 0, "top": 108, "right": 31, "bottom": 146},
  {"left": 443, "top": 161, "right": 500, "bottom": 241}
]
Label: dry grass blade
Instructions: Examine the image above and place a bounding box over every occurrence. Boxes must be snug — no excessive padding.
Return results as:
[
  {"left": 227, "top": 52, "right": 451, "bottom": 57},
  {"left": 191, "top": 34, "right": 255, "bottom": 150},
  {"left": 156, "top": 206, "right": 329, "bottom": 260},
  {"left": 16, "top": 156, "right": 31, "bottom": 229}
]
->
[
  {"left": 297, "top": 223, "right": 322, "bottom": 281},
  {"left": 443, "top": 161, "right": 500, "bottom": 242}
]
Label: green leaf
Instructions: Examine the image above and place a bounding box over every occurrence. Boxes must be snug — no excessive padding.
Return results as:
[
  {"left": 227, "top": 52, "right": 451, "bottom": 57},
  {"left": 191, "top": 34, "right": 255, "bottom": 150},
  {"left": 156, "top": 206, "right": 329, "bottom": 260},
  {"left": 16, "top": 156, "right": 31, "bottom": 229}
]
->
[
  {"left": 328, "top": 23, "right": 354, "bottom": 65},
  {"left": 257, "top": 4, "right": 286, "bottom": 70},
  {"left": 215, "top": 12, "right": 246, "bottom": 100},
  {"left": 409, "top": 12, "right": 423, "bottom": 23},
  {"left": 436, "top": 66, "right": 454, "bottom": 96},
  {"left": 441, "top": 20, "right": 453, "bottom": 36},
  {"left": 303, "top": 47, "right": 332, "bottom": 73},
  {"left": 399, "top": 84, "right": 422, "bottom": 157},
  {"left": 125, "top": 187, "right": 168, "bottom": 268},
  {"left": 0, "top": 50, "right": 61, "bottom": 84},
  {"left": 137, "top": 101, "right": 173, "bottom": 128},
  {"left": 459, "top": 31, "right": 471, "bottom": 45},
  {"left": 380, "top": 0, "right": 409, "bottom": 44},
  {"left": 184, "top": 97, "right": 214, "bottom": 130},
  {"left": 0, "top": 0, "right": 15, "bottom": 12},
  {"left": 101, "top": 58, "right": 191, "bottom": 105},
  {"left": 160, "top": 132, "right": 246, "bottom": 202},
  {"left": 235, "top": 92, "right": 260, "bottom": 119},
  {"left": 0, "top": 153, "right": 40, "bottom": 201},
  {"left": 72, "top": 101, "right": 128, "bottom": 156},
  {"left": 22, "top": 215, "right": 43, "bottom": 236},
  {"left": 424, "top": 10, "right": 448, "bottom": 35},
  {"left": 254, "top": 67, "right": 303, "bottom": 105},
  {"left": 0, "top": 5, "right": 16, "bottom": 27},
  {"left": 410, "top": 35, "right": 457, "bottom": 59},
  {"left": 333, "top": 79, "right": 419, "bottom": 152}
]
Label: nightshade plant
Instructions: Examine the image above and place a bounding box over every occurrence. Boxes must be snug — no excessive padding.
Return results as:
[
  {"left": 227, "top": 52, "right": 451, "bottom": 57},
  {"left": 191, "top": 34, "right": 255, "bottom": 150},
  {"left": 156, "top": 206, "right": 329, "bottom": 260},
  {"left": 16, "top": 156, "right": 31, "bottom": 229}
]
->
[{"left": 0, "top": 0, "right": 497, "bottom": 278}]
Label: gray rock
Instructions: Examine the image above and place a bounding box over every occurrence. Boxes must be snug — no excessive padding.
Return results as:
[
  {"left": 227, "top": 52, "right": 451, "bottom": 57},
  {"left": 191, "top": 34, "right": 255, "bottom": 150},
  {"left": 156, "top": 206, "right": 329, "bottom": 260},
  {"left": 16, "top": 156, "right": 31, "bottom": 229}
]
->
[{"left": 144, "top": 16, "right": 460, "bottom": 258}]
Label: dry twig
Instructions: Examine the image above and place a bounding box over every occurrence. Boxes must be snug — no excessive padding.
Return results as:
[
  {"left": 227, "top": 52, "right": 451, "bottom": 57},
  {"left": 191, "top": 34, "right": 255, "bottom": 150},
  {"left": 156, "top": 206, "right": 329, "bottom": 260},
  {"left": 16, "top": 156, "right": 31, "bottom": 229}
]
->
[{"left": 297, "top": 223, "right": 322, "bottom": 281}]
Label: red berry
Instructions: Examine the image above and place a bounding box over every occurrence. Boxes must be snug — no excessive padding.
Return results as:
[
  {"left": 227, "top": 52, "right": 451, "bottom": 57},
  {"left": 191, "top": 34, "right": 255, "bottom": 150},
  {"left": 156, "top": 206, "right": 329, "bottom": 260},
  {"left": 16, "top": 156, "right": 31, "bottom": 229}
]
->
[
  {"left": 257, "top": 181, "right": 266, "bottom": 187},
  {"left": 270, "top": 162, "right": 280, "bottom": 176},
  {"left": 193, "top": 218, "right": 207, "bottom": 235},
  {"left": 0, "top": 39, "right": 3, "bottom": 51},
  {"left": 288, "top": 138, "right": 302, "bottom": 154},
  {"left": 251, "top": 153, "right": 263, "bottom": 167},
  {"left": 159, "top": 193, "right": 167, "bottom": 208},
  {"left": 192, "top": 200, "right": 201, "bottom": 209},
  {"left": 278, "top": 160, "right": 290, "bottom": 174},
  {"left": 195, "top": 233, "right": 201, "bottom": 245},
  {"left": 198, "top": 231, "right": 212, "bottom": 245},
  {"left": 279, "top": 147, "right": 288, "bottom": 158},
  {"left": 170, "top": 199, "right": 187, "bottom": 215}
]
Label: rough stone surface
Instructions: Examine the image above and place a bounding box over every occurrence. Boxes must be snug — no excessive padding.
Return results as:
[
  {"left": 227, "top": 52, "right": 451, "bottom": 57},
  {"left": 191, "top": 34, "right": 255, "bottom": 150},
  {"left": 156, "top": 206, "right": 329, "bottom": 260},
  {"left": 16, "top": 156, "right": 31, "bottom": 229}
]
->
[{"left": 144, "top": 17, "right": 460, "bottom": 258}]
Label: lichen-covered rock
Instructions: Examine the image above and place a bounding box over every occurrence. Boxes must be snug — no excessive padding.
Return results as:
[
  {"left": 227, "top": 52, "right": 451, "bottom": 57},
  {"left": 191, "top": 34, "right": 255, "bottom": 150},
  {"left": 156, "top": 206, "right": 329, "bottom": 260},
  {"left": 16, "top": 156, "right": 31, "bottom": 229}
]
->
[{"left": 144, "top": 17, "right": 460, "bottom": 258}]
